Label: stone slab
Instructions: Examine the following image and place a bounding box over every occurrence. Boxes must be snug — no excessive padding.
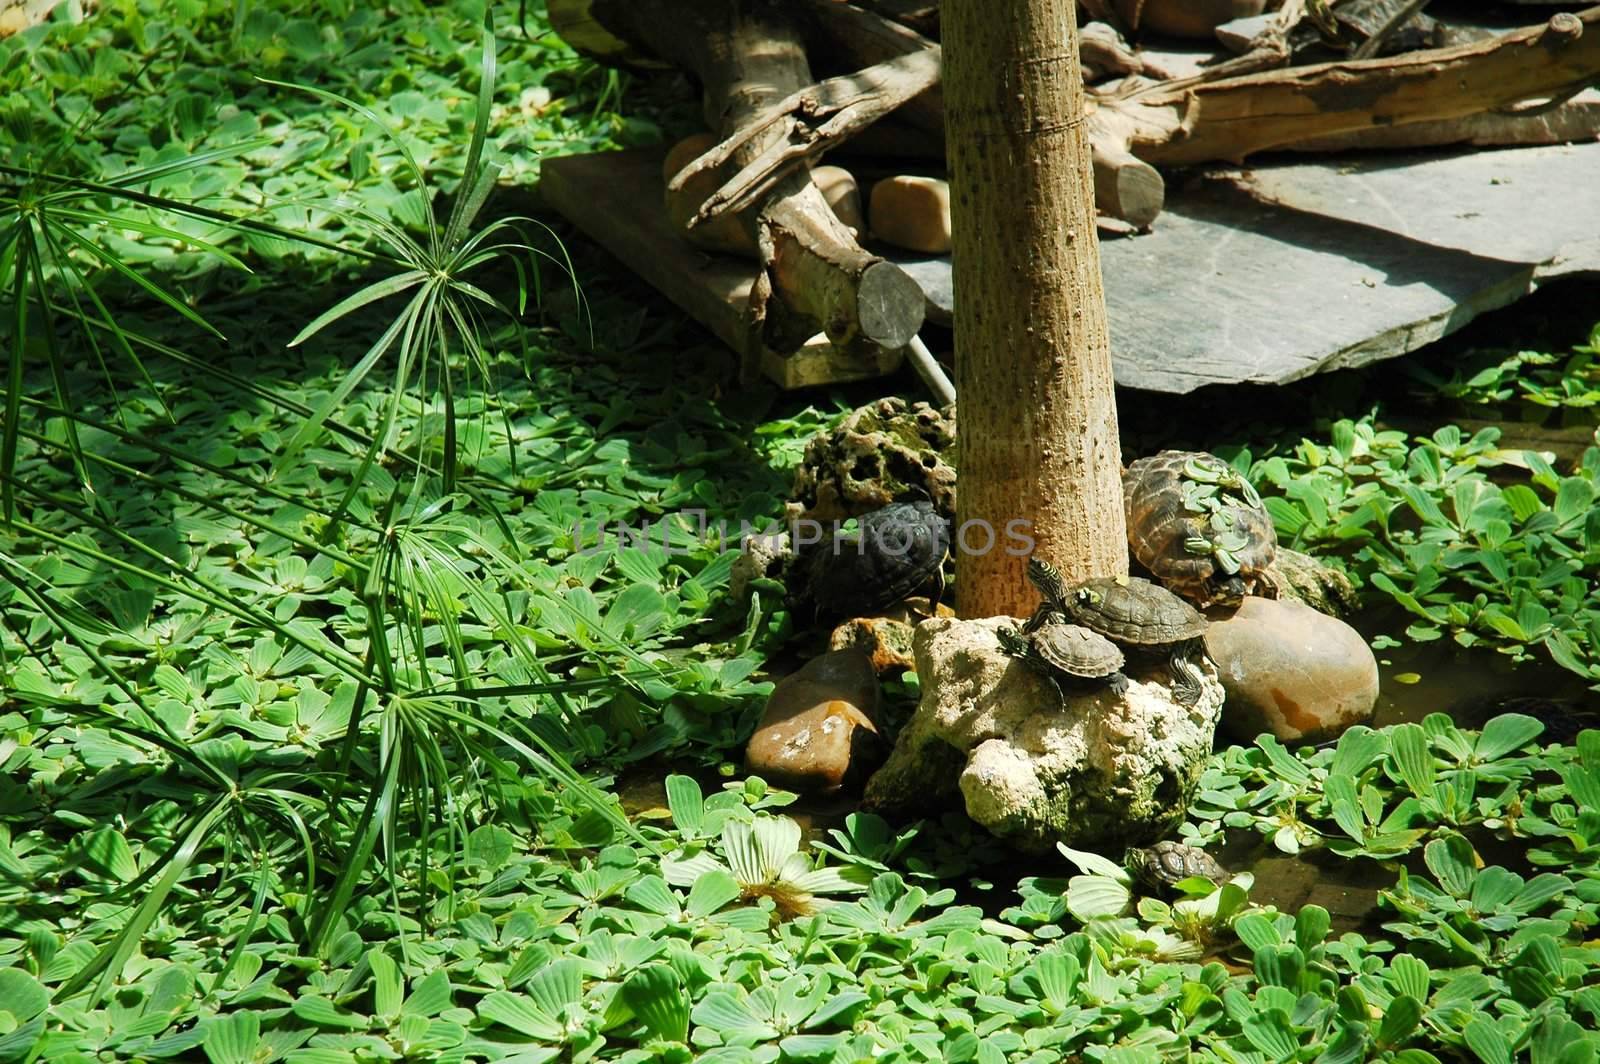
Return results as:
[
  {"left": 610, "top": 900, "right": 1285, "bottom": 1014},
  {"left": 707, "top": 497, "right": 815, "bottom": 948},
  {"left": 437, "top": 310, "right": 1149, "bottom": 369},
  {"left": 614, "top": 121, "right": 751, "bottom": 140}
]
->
[{"left": 884, "top": 141, "right": 1600, "bottom": 393}]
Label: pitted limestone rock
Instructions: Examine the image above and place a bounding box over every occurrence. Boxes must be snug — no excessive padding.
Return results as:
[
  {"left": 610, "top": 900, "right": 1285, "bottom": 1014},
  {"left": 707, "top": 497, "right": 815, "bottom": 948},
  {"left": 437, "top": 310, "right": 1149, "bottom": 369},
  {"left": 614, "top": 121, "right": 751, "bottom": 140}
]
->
[
  {"left": 788, "top": 397, "right": 956, "bottom": 524},
  {"left": 730, "top": 529, "right": 793, "bottom": 601},
  {"left": 863, "top": 616, "right": 1224, "bottom": 852}
]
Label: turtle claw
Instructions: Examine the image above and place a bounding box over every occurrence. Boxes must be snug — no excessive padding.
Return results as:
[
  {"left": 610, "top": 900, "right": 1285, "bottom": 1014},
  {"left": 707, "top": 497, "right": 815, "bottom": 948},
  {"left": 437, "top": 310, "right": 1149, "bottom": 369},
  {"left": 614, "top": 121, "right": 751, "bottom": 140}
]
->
[{"left": 1107, "top": 672, "right": 1130, "bottom": 697}]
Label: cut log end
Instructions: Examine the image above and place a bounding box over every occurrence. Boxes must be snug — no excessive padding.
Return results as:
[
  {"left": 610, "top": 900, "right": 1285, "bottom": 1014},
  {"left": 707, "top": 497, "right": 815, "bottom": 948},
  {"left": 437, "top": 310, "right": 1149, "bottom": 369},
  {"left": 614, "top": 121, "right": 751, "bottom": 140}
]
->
[
  {"left": 855, "top": 261, "right": 927, "bottom": 351},
  {"left": 1092, "top": 147, "right": 1166, "bottom": 228}
]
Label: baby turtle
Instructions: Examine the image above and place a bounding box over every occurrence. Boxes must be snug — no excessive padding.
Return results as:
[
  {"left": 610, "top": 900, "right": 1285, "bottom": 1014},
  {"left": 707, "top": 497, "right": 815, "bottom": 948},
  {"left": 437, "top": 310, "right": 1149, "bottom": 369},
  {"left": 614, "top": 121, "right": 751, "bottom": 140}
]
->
[
  {"left": 1126, "top": 840, "right": 1229, "bottom": 892},
  {"left": 998, "top": 617, "right": 1128, "bottom": 696},
  {"left": 801, "top": 500, "right": 950, "bottom": 618},
  {"left": 1026, "top": 560, "right": 1210, "bottom": 707},
  {"left": 1124, "top": 450, "right": 1277, "bottom": 608}
]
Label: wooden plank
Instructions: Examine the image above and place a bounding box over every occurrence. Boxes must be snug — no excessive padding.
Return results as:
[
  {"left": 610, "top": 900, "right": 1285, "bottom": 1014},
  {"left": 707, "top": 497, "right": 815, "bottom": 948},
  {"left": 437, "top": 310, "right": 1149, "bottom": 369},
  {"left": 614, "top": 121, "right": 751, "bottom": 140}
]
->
[{"left": 541, "top": 150, "right": 903, "bottom": 389}]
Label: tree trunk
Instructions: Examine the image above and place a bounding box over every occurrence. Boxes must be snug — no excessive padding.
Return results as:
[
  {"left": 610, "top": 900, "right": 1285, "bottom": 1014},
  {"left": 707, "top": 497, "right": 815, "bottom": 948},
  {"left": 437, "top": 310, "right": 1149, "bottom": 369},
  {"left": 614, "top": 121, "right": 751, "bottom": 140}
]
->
[{"left": 945, "top": 0, "right": 1127, "bottom": 618}]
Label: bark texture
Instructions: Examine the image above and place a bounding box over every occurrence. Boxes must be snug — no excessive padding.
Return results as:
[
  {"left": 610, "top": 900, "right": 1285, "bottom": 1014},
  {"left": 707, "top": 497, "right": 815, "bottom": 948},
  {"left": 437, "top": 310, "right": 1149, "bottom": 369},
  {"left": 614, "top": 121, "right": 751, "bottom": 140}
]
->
[{"left": 945, "top": 0, "right": 1127, "bottom": 619}]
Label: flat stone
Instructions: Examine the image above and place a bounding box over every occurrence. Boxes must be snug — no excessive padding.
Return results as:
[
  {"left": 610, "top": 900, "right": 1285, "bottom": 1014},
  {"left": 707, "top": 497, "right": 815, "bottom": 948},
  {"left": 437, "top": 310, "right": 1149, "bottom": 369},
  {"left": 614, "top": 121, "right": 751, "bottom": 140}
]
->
[
  {"left": 745, "top": 649, "right": 883, "bottom": 795},
  {"left": 882, "top": 141, "right": 1600, "bottom": 394},
  {"left": 1205, "top": 597, "right": 1379, "bottom": 745},
  {"left": 863, "top": 617, "right": 1224, "bottom": 852}
]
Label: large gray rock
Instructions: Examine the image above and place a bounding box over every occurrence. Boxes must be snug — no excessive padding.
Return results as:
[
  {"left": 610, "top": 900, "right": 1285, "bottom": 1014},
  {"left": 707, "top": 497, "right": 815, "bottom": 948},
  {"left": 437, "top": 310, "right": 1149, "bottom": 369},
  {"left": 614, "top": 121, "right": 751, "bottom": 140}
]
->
[
  {"left": 863, "top": 617, "right": 1224, "bottom": 852},
  {"left": 1206, "top": 596, "right": 1379, "bottom": 745}
]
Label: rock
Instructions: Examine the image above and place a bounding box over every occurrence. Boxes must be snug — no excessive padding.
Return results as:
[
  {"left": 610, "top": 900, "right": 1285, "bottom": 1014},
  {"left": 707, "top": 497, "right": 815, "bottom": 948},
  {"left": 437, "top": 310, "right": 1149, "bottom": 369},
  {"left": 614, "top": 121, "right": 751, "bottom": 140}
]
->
[
  {"left": 869, "top": 176, "right": 952, "bottom": 255},
  {"left": 1267, "top": 548, "right": 1360, "bottom": 617},
  {"left": 1205, "top": 596, "right": 1378, "bottom": 745},
  {"left": 812, "top": 165, "right": 865, "bottom": 236},
  {"left": 788, "top": 397, "right": 957, "bottom": 524},
  {"left": 730, "top": 528, "right": 793, "bottom": 600},
  {"left": 829, "top": 597, "right": 955, "bottom": 675},
  {"left": 745, "top": 649, "right": 884, "bottom": 795},
  {"left": 863, "top": 617, "right": 1224, "bottom": 852}
]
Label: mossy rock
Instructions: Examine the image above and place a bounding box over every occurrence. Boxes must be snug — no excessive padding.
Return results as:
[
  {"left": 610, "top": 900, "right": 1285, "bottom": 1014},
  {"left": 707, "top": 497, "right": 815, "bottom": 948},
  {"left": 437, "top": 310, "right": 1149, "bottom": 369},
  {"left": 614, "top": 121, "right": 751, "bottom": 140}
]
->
[{"left": 789, "top": 397, "right": 956, "bottom": 523}]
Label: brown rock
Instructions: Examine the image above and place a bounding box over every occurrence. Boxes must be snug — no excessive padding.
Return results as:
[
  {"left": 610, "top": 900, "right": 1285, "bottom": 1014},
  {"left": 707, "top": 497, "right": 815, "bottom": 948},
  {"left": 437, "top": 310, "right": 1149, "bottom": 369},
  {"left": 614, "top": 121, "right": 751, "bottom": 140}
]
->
[
  {"left": 828, "top": 598, "right": 955, "bottom": 675},
  {"left": 1268, "top": 547, "right": 1360, "bottom": 618},
  {"left": 745, "top": 649, "right": 884, "bottom": 795},
  {"left": 1205, "top": 597, "right": 1378, "bottom": 745},
  {"left": 868, "top": 176, "right": 952, "bottom": 254},
  {"left": 811, "top": 165, "right": 865, "bottom": 236}
]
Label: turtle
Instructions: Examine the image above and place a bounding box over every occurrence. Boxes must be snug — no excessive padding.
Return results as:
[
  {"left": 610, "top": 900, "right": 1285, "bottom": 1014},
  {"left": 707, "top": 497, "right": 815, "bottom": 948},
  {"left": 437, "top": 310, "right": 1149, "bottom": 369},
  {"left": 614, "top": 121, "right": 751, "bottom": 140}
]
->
[
  {"left": 1124, "top": 450, "right": 1278, "bottom": 608},
  {"left": 800, "top": 500, "right": 950, "bottom": 619},
  {"left": 1025, "top": 559, "right": 1211, "bottom": 708},
  {"left": 998, "top": 616, "right": 1128, "bottom": 696},
  {"left": 1126, "top": 840, "right": 1229, "bottom": 892}
]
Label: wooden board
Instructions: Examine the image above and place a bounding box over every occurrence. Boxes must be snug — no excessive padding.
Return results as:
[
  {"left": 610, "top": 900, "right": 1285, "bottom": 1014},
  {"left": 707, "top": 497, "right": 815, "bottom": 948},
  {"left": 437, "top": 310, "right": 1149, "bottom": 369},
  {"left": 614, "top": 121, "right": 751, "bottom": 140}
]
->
[
  {"left": 542, "top": 142, "right": 1600, "bottom": 394},
  {"left": 540, "top": 150, "right": 903, "bottom": 390}
]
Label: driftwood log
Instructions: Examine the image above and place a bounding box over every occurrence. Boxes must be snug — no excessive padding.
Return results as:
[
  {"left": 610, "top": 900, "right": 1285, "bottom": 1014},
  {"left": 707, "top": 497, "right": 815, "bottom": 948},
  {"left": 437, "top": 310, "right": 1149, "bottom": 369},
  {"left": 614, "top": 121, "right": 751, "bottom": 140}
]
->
[
  {"left": 705, "top": 1, "right": 1600, "bottom": 228},
  {"left": 1099, "top": 7, "right": 1600, "bottom": 166},
  {"left": 552, "top": 0, "right": 926, "bottom": 376}
]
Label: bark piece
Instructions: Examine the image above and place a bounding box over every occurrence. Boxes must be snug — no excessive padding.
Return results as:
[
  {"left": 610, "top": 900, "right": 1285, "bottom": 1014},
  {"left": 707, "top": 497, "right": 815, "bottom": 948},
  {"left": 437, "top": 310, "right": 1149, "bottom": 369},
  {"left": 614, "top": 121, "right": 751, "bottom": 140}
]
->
[
  {"left": 1079, "top": 20, "right": 1144, "bottom": 79},
  {"left": 671, "top": 48, "right": 942, "bottom": 226},
  {"left": 800, "top": 1, "right": 1168, "bottom": 226},
  {"left": 1287, "top": 87, "right": 1600, "bottom": 150},
  {"left": 1091, "top": 145, "right": 1165, "bottom": 230}
]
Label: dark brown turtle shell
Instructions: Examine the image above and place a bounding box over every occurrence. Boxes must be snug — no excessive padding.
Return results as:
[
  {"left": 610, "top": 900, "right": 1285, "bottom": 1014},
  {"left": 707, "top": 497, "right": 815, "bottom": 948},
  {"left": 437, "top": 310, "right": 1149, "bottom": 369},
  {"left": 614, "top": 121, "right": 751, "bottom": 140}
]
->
[
  {"left": 1064, "top": 576, "right": 1207, "bottom": 647},
  {"left": 1126, "top": 840, "right": 1228, "bottom": 889},
  {"left": 1124, "top": 450, "right": 1277, "bottom": 608},
  {"left": 1032, "top": 618, "right": 1126, "bottom": 679},
  {"left": 805, "top": 501, "right": 950, "bottom": 616}
]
